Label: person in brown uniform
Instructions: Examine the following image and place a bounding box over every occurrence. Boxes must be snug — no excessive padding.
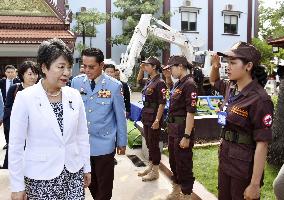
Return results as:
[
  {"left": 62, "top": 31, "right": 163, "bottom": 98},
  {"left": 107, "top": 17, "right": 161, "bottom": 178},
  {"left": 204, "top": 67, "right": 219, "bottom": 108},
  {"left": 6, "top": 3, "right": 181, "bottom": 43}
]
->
[
  {"left": 210, "top": 42, "right": 274, "bottom": 200},
  {"left": 164, "top": 56, "right": 197, "bottom": 200},
  {"left": 137, "top": 56, "right": 167, "bottom": 181}
]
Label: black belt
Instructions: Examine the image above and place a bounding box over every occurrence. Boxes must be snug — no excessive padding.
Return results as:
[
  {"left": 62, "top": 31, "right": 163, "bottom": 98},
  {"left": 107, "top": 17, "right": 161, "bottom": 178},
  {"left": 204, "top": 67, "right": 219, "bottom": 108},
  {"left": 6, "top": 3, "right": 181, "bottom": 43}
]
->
[
  {"left": 143, "top": 102, "right": 158, "bottom": 109},
  {"left": 221, "top": 129, "right": 255, "bottom": 145},
  {"left": 167, "top": 116, "right": 186, "bottom": 124}
]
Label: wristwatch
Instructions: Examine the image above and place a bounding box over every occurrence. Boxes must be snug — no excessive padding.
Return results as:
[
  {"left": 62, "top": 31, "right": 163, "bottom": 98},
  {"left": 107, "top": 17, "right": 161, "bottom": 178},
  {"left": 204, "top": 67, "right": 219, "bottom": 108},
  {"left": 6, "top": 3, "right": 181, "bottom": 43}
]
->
[{"left": 183, "top": 134, "right": 190, "bottom": 139}]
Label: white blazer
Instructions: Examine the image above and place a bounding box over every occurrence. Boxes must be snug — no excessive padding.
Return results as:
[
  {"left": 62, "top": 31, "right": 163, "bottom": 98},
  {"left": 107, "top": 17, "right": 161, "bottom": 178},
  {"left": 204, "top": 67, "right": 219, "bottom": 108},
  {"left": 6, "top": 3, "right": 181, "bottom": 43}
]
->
[{"left": 8, "top": 81, "right": 91, "bottom": 192}]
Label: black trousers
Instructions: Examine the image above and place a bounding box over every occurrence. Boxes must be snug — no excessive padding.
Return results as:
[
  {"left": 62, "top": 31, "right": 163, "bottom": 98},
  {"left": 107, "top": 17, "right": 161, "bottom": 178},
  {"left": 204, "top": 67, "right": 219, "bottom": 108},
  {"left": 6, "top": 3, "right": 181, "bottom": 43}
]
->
[
  {"left": 168, "top": 136, "right": 195, "bottom": 195},
  {"left": 218, "top": 168, "right": 260, "bottom": 200},
  {"left": 143, "top": 125, "right": 161, "bottom": 165},
  {"left": 3, "top": 123, "right": 9, "bottom": 144},
  {"left": 88, "top": 152, "right": 115, "bottom": 200}
]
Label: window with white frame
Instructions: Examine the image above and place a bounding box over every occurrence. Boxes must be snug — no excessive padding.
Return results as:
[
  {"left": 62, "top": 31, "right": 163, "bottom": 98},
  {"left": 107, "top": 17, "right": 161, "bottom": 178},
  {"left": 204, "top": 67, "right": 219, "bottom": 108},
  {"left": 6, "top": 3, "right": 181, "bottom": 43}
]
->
[
  {"left": 181, "top": 12, "right": 197, "bottom": 31},
  {"left": 224, "top": 15, "right": 238, "bottom": 34}
]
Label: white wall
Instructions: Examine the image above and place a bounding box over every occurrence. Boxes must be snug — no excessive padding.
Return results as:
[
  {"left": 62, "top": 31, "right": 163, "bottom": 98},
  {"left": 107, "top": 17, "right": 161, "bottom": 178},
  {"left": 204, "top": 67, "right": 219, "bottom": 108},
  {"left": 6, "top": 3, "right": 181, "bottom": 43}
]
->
[
  {"left": 213, "top": 0, "right": 249, "bottom": 51},
  {"left": 170, "top": 0, "right": 209, "bottom": 56},
  {"left": 170, "top": 0, "right": 255, "bottom": 53}
]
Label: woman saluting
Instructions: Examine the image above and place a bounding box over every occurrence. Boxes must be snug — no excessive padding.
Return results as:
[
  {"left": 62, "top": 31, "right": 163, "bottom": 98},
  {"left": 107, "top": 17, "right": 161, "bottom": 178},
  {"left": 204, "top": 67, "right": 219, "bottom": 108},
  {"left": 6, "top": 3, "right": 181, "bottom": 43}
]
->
[{"left": 210, "top": 42, "right": 273, "bottom": 200}]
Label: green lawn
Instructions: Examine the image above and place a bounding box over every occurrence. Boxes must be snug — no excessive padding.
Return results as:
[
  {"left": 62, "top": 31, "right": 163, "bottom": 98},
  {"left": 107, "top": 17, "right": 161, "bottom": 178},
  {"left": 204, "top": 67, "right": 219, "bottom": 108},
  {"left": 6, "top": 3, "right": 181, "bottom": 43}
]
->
[{"left": 164, "top": 145, "right": 279, "bottom": 199}]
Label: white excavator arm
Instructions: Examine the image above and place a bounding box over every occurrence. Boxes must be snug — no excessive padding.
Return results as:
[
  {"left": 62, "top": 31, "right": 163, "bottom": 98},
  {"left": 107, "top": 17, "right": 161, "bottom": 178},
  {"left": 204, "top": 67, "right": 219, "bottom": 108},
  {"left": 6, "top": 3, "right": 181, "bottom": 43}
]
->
[{"left": 117, "top": 14, "right": 195, "bottom": 80}]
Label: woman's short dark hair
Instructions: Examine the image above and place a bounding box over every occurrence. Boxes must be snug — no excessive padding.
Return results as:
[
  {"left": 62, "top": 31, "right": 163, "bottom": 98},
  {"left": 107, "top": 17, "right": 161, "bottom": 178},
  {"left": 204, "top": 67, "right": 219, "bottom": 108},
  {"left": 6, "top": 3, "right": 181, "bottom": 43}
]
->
[
  {"left": 18, "top": 61, "right": 40, "bottom": 82},
  {"left": 37, "top": 38, "right": 73, "bottom": 77},
  {"left": 81, "top": 48, "right": 104, "bottom": 63}
]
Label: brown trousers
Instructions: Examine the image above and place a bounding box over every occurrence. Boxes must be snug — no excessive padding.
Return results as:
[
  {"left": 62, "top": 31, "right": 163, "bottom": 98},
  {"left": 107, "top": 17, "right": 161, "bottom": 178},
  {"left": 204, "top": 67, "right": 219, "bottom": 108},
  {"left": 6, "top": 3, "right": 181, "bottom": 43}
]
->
[
  {"left": 144, "top": 125, "right": 161, "bottom": 165},
  {"left": 89, "top": 152, "right": 115, "bottom": 200},
  {"left": 168, "top": 136, "right": 195, "bottom": 195},
  {"left": 218, "top": 167, "right": 260, "bottom": 200}
]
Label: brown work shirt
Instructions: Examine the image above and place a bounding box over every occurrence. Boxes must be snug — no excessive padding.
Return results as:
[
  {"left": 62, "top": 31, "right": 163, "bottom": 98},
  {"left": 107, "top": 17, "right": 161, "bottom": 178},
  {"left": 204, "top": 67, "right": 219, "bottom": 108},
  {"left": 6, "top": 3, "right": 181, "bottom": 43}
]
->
[
  {"left": 169, "top": 74, "right": 197, "bottom": 116},
  {"left": 141, "top": 75, "right": 167, "bottom": 125},
  {"left": 214, "top": 79, "right": 274, "bottom": 180},
  {"left": 167, "top": 75, "right": 197, "bottom": 137}
]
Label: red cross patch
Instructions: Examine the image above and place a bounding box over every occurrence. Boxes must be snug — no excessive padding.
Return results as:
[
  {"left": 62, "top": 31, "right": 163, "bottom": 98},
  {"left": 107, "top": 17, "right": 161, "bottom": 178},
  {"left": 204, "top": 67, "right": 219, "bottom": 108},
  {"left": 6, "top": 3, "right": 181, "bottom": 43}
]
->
[
  {"left": 161, "top": 88, "right": 166, "bottom": 99},
  {"left": 262, "top": 114, "right": 272, "bottom": 127},
  {"left": 191, "top": 92, "right": 197, "bottom": 99}
]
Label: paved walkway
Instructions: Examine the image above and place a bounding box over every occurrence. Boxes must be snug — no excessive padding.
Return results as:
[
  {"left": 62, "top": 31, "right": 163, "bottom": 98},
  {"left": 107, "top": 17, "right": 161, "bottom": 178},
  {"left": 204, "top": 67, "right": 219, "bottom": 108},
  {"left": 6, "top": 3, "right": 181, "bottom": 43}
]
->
[{"left": 0, "top": 126, "right": 172, "bottom": 200}]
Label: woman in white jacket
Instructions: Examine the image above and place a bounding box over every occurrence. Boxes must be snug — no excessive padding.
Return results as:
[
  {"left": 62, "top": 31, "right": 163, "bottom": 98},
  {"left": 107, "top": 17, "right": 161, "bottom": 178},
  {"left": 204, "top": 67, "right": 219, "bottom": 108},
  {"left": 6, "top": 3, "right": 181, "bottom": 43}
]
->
[{"left": 9, "top": 38, "right": 91, "bottom": 200}]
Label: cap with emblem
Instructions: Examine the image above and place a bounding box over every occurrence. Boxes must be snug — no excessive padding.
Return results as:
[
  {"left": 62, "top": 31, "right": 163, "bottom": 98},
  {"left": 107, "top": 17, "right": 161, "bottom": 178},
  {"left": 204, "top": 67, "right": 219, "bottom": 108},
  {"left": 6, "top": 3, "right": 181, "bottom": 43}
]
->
[
  {"left": 217, "top": 41, "right": 261, "bottom": 66},
  {"left": 165, "top": 55, "right": 192, "bottom": 70},
  {"left": 142, "top": 56, "right": 161, "bottom": 69}
]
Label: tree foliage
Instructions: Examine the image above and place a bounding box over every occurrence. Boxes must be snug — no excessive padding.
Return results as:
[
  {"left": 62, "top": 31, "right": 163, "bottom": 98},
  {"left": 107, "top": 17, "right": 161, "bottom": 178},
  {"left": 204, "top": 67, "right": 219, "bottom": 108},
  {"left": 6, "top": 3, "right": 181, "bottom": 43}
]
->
[
  {"left": 268, "top": 78, "right": 284, "bottom": 166},
  {"left": 258, "top": 0, "right": 284, "bottom": 40},
  {"left": 72, "top": 8, "right": 107, "bottom": 52},
  {"left": 112, "top": 0, "right": 168, "bottom": 58},
  {"left": 73, "top": 8, "right": 107, "bottom": 36}
]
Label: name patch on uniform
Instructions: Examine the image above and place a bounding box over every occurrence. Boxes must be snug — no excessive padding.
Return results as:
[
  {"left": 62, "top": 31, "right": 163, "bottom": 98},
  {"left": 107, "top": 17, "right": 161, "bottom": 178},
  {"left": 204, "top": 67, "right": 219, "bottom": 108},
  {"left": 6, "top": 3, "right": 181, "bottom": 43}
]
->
[
  {"left": 98, "top": 89, "right": 111, "bottom": 98},
  {"left": 231, "top": 106, "right": 248, "bottom": 118},
  {"left": 263, "top": 114, "right": 273, "bottom": 127}
]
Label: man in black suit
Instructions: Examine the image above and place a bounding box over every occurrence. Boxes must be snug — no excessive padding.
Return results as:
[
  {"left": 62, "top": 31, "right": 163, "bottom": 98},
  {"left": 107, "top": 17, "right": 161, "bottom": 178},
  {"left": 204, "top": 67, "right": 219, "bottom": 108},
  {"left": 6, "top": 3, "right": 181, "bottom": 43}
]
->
[
  {"left": 105, "top": 66, "right": 131, "bottom": 118},
  {"left": 0, "top": 65, "right": 20, "bottom": 103},
  {"left": 114, "top": 69, "right": 131, "bottom": 118},
  {"left": 0, "top": 65, "right": 20, "bottom": 149}
]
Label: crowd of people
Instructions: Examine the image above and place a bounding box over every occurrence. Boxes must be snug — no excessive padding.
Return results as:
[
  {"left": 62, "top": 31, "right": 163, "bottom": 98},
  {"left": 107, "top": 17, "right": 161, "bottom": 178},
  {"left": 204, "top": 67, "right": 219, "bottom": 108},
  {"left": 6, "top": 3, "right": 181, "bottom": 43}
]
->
[{"left": 0, "top": 38, "right": 283, "bottom": 200}]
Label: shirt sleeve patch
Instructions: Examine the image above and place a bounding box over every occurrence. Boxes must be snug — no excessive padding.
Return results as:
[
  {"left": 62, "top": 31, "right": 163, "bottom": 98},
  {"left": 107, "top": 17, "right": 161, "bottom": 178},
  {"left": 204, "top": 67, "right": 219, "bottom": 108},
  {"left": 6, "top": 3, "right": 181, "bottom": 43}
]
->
[
  {"left": 263, "top": 114, "right": 273, "bottom": 127},
  {"left": 161, "top": 88, "right": 167, "bottom": 99}
]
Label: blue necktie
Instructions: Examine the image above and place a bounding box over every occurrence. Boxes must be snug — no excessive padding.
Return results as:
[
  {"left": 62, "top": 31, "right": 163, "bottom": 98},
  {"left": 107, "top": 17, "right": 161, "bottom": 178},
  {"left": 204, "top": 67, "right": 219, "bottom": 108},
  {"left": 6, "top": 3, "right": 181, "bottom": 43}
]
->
[{"left": 90, "top": 80, "right": 96, "bottom": 91}]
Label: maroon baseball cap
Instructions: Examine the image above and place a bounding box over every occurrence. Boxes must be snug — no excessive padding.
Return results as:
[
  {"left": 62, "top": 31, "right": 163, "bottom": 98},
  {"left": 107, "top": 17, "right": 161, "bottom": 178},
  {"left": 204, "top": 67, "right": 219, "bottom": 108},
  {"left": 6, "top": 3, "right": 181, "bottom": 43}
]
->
[
  {"left": 165, "top": 55, "right": 192, "bottom": 69},
  {"left": 217, "top": 41, "right": 261, "bottom": 66},
  {"left": 142, "top": 56, "right": 161, "bottom": 68}
]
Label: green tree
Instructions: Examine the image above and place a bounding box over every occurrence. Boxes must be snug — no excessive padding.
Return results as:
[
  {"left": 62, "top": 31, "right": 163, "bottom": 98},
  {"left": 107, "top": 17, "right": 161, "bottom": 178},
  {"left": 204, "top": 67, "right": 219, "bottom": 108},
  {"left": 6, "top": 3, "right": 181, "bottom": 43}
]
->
[
  {"left": 258, "top": 0, "right": 284, "bottom": 40},
  {"left": 258, "top": 0, "right": 284, "bottom": 166},
  {"left": 252, "top": 38, "right": 274, "bottom": 74},
  {"left": 73, "top": 8, "right": 107, "bottom": 52},
  {"left": 112, "top": 0, "right": 169, "bottom": 59}
]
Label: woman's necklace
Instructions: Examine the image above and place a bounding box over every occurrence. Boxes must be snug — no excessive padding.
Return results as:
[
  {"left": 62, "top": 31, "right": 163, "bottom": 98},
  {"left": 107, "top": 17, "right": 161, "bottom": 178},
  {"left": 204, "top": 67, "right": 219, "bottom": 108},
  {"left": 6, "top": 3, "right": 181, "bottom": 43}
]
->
[
  {"left": 45, "top": 88, "right": 62, "bottom": 97},
  {"left": 42, "top": 80, "right": 62, "bottom": 97}
]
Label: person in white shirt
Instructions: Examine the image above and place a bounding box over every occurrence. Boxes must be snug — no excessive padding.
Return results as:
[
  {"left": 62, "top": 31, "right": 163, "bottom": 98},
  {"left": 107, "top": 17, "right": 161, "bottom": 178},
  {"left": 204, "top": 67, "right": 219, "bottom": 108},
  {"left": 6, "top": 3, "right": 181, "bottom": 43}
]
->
[{"left": 9, "top": 38, "right": 91, "bottom": 200}]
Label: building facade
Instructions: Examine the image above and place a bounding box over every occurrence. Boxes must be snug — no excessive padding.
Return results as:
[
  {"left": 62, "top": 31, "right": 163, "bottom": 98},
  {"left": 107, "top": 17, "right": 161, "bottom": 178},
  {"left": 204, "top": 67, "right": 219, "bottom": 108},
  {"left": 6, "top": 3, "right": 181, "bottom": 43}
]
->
[
  {"left": 0, "top": 0, "right": 75, "bottom": 76},
  {"left": 69, "top": 0, "right": 259, "bottom": 73}
]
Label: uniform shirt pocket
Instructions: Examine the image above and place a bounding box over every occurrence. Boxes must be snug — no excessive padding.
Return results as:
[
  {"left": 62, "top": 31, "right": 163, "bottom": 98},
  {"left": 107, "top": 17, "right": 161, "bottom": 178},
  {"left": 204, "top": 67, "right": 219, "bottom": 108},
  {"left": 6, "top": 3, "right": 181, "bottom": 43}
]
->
[
  {"left": 227, "top": 106, "right": 249, "bottom": 128},
  {"left": 141, "top": 108, "right": 155, "bottom": 124},
  {"left": 96, "top": 98, "right": 111, "bottom": 105}
]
